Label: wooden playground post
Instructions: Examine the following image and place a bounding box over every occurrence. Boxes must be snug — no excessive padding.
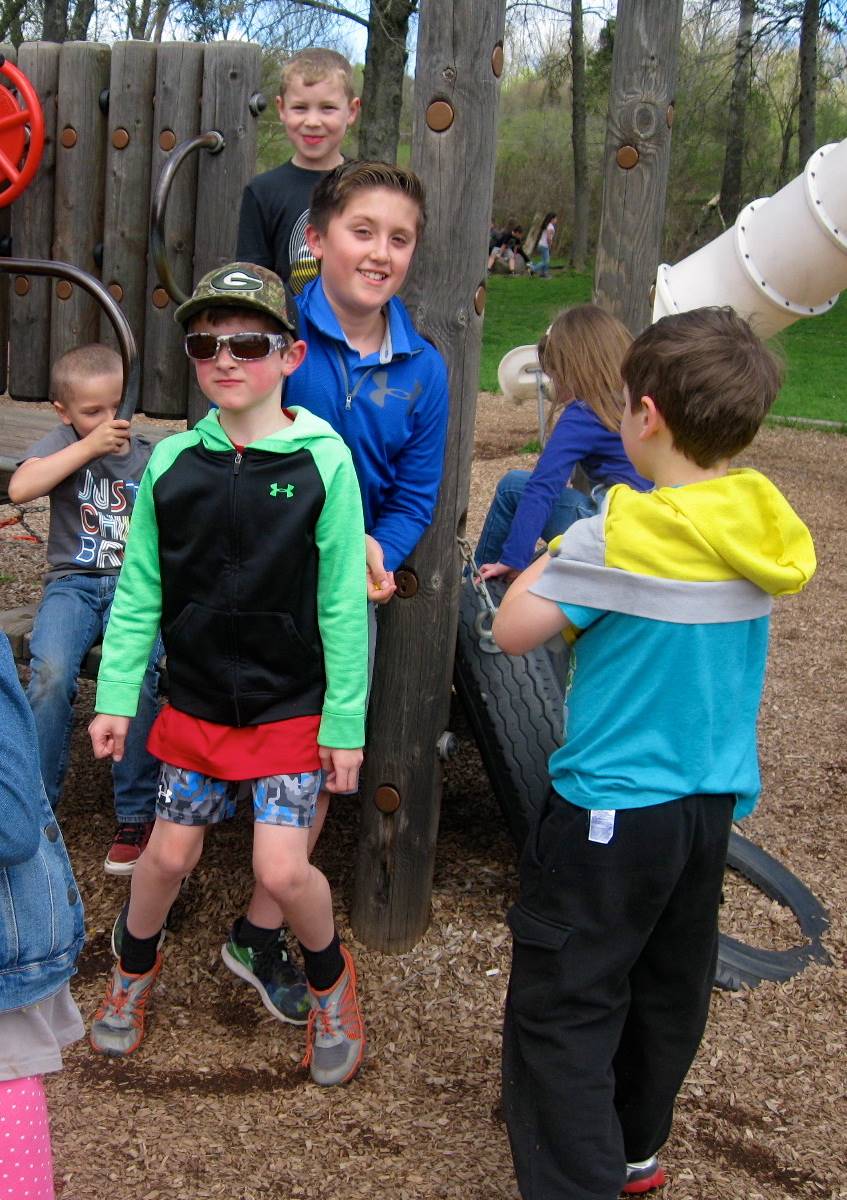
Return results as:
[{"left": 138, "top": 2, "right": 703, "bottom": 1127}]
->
[
  {"left": 351, "top": 0, "right": 507, "bottom": 952},
  {"left": 593, "top": 0, "right": 683, "bottom": 334}
]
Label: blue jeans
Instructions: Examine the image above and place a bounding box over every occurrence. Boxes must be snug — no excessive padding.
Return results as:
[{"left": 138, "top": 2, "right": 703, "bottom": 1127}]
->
[
  {"left": 26, "top": 573, "right": 161, "bottom": 822},
  {"left": 534, "top": 244, "right": 551, "bottom": 277},
  {"left": 475, "top": 469, "right": 597, "bottom": 568}
]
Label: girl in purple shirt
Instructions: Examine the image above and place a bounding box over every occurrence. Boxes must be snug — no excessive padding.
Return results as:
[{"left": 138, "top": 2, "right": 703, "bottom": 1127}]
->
[{"left": 476, "top": 305, "right": 651, "bottom": 581}]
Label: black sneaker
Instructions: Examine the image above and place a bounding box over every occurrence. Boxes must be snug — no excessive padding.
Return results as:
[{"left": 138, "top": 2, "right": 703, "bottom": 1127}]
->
[{"left": 221, "top": 926, "right": 309, "bottom": 1025}]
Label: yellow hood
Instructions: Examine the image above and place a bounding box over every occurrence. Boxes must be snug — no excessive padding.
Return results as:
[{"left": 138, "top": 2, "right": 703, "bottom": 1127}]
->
[{"left": 604, "top": 469, "right": 816, "bottom": 596}]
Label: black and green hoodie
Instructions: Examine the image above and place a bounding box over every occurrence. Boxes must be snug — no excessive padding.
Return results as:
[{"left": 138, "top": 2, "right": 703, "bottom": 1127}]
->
[{"left": 96, "top": 408, "right": 368, "bottom": 749}]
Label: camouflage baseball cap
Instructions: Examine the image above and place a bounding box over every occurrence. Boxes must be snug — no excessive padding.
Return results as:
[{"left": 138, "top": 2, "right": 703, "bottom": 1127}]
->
[{"left": 174, "top": 263, "right": 296, "bottom": 333}]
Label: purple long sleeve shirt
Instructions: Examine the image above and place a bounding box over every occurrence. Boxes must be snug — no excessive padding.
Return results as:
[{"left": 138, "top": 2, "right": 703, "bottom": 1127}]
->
[{"left": 500, "top": 400, "right": 651, "bottom": 570}]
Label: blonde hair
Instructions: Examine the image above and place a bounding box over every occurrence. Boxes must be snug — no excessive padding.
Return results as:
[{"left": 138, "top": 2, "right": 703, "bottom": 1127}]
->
[
  {"left": 50, "top": 343, "right": 122, "bottom": 408},
  {"left": 539, "top": 304, "right": 633, "bottom": 435},
  {"left": 280, "top": 48, "right": 355, "bottom": 101}
]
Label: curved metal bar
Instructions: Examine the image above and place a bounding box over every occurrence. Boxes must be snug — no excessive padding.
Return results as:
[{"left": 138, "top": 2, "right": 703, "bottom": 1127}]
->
[
  {"left": 0, "top": 257, "right": 139, "bottom": 420},
  {"left": 150, "top": 130, "right": 225, "bottom": 307}
]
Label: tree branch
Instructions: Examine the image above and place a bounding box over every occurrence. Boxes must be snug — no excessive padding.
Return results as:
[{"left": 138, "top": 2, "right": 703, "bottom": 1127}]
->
[{"left": 288, "top": 0, "right": 368, "bottom": 27}]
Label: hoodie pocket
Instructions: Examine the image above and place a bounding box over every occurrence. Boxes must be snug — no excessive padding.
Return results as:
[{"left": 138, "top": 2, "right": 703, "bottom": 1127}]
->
[{"left": 234, "top": 611, "right": 319, "bottom": 697}]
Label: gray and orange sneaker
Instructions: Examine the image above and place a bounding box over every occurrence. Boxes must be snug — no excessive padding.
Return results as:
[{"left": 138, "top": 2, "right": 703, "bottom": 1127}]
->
[
  {"left": 90, "top": 955, "right": 162, "bottom": 1057},
  {"left": 302, "top": 945, "right": 365, "bottom": 1086},
  {"left": 623, "top": 1157, "right": 666, "bottom": 1194}
]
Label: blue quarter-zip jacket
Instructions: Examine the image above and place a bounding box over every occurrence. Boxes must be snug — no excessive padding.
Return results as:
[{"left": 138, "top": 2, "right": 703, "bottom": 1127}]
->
[{"left": 288, "top": 278, "right": 449, "bottom": 572}]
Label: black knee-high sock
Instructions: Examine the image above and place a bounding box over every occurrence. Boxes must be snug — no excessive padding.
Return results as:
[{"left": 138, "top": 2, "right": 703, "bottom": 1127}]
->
[{"left": 299, "top": 932, "right": 344, "bottom": 992}]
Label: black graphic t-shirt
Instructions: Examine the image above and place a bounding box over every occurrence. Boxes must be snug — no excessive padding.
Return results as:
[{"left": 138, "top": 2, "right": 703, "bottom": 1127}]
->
[
  {"left": 21, "top": 425, "right": 152, "bottom": 583},
  {"left": 236, "top": 159, "right": 331, "bottom": 294}
]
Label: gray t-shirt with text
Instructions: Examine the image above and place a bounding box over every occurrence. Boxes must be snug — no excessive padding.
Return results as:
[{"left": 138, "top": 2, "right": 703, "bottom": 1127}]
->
[{"left": 20, "top": 425, "right": 152, "bottom": 583}]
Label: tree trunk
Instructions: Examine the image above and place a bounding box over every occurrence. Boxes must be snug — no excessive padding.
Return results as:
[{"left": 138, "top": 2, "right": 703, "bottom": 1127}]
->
[
  {"left": 41, "top": 0, "right": 68, "bottom": 41},
  {"left": 593, "top": 0, "right": 683, "bottom": 334},
  {"left": 718, "top": 0, "right": 755, "bottom": 225},
  {"left": 67, "top": 0, "right": 94, "bottom": 39},
  {"left": 358, "top": 0, "right": 416, "bottom": 163},
  {"left": 570, "top": 0, "right": 588, "bottom": 270},
  {"left": 797, "top": 0, "right": 819, "bottom": 168},
  {"left": 351, "top": 0, "right": 507, "bottom": 951}
]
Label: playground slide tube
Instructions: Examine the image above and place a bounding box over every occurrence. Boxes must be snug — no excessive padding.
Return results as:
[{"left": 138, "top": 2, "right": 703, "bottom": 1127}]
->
[{"left": 653, "top": 138, "right": 847, "bottom": 339}]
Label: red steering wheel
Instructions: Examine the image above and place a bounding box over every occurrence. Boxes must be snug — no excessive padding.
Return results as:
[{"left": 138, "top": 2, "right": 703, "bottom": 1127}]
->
[{"left": 0, "top": 58, "right": 44, "bottom": 207}]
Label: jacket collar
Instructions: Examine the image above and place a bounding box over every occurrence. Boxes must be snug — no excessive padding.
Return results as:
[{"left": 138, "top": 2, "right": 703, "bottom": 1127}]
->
[{"left": 299, "top": 277, "right": 420, "bottom": 361}]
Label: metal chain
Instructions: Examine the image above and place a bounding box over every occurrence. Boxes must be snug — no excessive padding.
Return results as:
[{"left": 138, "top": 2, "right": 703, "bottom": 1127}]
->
[{"left": 457, "top": 536, "right": 501, "bottom": 654}]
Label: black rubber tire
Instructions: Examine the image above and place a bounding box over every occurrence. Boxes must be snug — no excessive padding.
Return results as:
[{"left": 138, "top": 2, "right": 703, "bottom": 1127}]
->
[
  {"left": 453, "top": 577, "right": 564, "bottom": 847},
  {"left": 716, "top": 830, "right": 831, "bottom": 990}
]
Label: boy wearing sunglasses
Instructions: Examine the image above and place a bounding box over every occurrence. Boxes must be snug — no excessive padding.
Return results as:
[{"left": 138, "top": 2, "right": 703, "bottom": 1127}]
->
[
  {"left": 221, "top": 161, "right": 449, "bottom": 1027},
  {"left": 87, "top": 264, "right": 370, "bottom": 1087}
]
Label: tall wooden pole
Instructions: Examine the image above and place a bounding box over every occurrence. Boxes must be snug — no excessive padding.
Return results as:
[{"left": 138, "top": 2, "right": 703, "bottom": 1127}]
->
[
  {"left": 593, "top": 0, "right": 683, "bottom": 334},
  {"left": 351, "top": 0, "right": 507, "bottom": 952}
]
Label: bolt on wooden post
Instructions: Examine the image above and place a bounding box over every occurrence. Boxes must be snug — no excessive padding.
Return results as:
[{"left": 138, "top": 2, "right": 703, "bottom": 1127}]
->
[
  {"left": 350, "top": 0, "right": 507, "bottom": 953},
  {"left": 593, "top": 0, "right": 683, "bottom": 334}
]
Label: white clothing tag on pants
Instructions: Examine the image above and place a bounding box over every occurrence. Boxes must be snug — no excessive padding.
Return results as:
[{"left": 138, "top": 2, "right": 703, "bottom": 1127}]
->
[{"left": 588, "top": 809, "right": 616, "bottom": 844}]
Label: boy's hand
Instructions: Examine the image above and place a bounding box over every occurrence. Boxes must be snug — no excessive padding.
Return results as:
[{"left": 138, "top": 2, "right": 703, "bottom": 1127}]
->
[
  {"left": 479, "top": 560, "right": 519, "bottom": 584},
  {"left": 89, "top": 714, "right": 131, "bottom": 762},
  {"left": 365, "top": 534, "right": 397, "bottom": 604},
  {"left": 83, "top": 419, "right": 131, "bottom": 458},
  {"left": 319, "top": 746, "right": 364, "bottom": 794}
]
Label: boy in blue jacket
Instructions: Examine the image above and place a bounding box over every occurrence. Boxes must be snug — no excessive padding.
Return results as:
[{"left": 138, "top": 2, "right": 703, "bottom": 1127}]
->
[{"left": 222, "top": 161, "right": 449, "bottom": 1021}]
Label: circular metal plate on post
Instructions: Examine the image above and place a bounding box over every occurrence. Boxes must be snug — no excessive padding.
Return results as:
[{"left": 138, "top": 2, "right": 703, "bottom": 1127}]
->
[
  {"left": 55, "top": 280, "right": 72, "bottom": 300},
  {"left": 616, "top": 144, "right": 639, "bottom": 170},
  {"left": 152, "top": 286, "right": 170, "bottom": 309},
  {"left": 60, "top": 126, "right": 77, "bottom": 149},
  {"left": 159, "top": 129, "right": 176, "bottom": 152},
  {"left": 426, "top": 100, "right": 454, "bottom": 132},
  {"left": 394, "top": 568, "right": 418, "bottom": 598},
  {"left": 666, "top": 104, "right": 675, "bottom": 128},
  {"left": 374, "top": 785, "right": 401, "bottom": 814},
  {"left": 491, "top": 43, "right": 504, "bottom": 77},
  {"left": 108, "top": 282, "right": 123, "bottom": 302},
  {"left": 13, "top": 276, "right": 29, "bottom": 296},
  {"left": 474, "top": 283, "right": 486, "bottom": 315},
  {"left": 112, "top": 128, "right": 130, "bottom": 150}
]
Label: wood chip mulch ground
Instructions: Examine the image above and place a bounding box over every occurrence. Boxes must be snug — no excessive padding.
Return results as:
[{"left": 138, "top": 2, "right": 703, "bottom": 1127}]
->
[{"left": 0, "top": 393, "right": 844, "bottom": 1200}]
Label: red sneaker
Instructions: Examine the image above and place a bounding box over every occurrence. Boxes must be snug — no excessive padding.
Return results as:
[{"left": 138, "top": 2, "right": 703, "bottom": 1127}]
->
[
  {"left": 104, "top": 822, "right": 153, "bottom": 876},
  {"left": 623, "top": 1158, "right": 666, "bottom": 1194}
]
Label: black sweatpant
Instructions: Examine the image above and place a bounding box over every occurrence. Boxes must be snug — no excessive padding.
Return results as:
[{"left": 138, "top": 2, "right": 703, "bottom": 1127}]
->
[{"left": 502, "top": 790, "right": 734, "bottom": 1200}]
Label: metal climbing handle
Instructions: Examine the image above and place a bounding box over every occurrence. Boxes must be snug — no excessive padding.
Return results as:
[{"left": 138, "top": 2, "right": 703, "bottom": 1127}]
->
[
  {"left": 0, "top": 257, "right": 139, "bottom": 420},
  {"left": 150, "top": 130, "right": 225, "bottom": 306}
]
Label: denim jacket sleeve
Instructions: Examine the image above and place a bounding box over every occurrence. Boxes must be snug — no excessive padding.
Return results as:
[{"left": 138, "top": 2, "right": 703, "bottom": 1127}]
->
[{"left": 0, "top": 634, "right": 41, "bottom": 867}]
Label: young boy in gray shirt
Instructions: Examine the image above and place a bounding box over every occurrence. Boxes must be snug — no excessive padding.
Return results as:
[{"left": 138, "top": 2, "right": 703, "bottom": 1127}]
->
[{"left": 8, "top": 344, "right": 160, "bottom": 874}]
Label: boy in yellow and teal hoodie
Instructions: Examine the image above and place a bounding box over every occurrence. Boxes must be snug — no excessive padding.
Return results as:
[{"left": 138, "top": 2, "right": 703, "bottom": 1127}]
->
[{"left": 492, "top": 307, "right": 816, "bottom": 1200}]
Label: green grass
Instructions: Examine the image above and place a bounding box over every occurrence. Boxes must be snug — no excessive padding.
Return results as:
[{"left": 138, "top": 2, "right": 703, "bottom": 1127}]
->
[
  {"left": 480, "top": 266, "right": 847, "bottom": 425},
  {"left": 479, "top": 265, "right": 591, "bottom": 392}
]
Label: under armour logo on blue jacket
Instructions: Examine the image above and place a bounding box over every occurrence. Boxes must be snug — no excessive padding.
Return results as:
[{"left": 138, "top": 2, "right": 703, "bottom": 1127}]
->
[{"left": 368, "top": 372, "right": 423, "bottom": 411}]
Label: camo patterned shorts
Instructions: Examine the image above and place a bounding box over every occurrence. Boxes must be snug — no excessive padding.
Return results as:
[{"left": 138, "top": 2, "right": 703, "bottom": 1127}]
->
[{"left": 155, "top": 762, "right": 322, "bottom": 828}]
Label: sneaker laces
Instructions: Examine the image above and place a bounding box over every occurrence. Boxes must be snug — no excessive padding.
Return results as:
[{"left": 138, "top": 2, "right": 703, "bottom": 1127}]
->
[
  {"left": 301, "top": 975, "right": 361, "bottom": 1068},
  {"left": 112, "top": 822, "right": 150, "bottom": 848},
  {"left": 254, "top": 931, "right": 297, "bottom": 984}
]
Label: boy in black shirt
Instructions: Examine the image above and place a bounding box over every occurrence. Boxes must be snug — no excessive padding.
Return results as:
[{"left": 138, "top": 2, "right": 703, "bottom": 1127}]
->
[{"left": 236, "top": 48, "right": 360, "bottom": 294}]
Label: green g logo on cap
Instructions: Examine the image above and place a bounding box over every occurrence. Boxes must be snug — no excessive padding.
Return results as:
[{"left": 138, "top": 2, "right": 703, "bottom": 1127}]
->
[{"left": 209, "top": 268, "right": 264, "bottom": 293}]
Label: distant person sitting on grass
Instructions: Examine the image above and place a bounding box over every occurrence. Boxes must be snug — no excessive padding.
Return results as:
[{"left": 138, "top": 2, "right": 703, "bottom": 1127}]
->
[
  {"left": 8, "top": 344, "right": 161, "bottom": 877},
  {"left": 88, "top": 264, "right": 369, "bottom": 1088},
  {"left": 476, "top": 304, "right": 651, "bottom": 581},
  {"left": 494, "top": 307, "right": 816, "bottom": 1200}
]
